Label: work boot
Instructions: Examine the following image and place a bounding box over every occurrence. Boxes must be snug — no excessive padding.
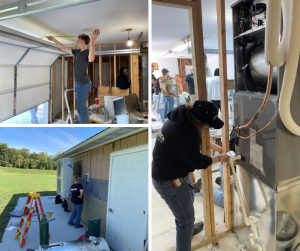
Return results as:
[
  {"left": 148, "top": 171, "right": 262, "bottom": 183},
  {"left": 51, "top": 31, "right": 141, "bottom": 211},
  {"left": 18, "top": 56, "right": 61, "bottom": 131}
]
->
[
  {"left": 215, "top": 177, "right": 222, "bottom": 187},
  {"left": 192, "top": 222, "right": 204, "bottom": 236},
  {"left": 193, "top": 178, "right": 202, "bottom": 193}
]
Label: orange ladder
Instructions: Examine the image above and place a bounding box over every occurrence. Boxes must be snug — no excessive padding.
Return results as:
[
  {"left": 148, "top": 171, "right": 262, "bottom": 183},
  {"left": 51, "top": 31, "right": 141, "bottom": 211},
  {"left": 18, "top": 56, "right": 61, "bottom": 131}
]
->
[{"left": 15, "top": 192, "right": 50, "bottom": 248}]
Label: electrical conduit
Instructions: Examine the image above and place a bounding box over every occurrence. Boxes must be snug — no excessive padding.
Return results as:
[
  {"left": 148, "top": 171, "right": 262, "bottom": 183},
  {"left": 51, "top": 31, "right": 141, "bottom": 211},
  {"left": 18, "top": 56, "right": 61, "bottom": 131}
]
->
[{"left": 229, "top": 156, "right": 266, "bottom": 251}]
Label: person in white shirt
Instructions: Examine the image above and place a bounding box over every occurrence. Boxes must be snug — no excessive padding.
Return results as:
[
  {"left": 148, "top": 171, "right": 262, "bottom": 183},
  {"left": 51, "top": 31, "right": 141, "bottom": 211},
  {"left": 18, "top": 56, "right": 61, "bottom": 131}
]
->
[{"left": 208, "top": 68, "right": 221, "bottom": 112}]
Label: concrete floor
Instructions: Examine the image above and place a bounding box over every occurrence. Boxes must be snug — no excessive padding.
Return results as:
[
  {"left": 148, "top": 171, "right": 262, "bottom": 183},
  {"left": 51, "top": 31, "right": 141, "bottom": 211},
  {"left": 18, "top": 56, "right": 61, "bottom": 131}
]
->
[
  {"left": 151, "top": 132, "right": 240, "bottom": 251},
  {"left": 0, "top": 196, "right": 86, "bottom": 251},
  {"left": 1, "top": 105, "right": 44, "bottom": 124}
]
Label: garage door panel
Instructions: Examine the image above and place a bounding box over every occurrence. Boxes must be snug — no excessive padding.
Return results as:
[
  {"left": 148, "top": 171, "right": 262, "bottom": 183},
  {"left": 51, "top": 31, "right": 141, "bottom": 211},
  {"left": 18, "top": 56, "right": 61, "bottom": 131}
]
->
[
  {"left": 0, "top": 67, "right": 14, "bottom": 92},
  {"left": 19, "top": 49, "right": 59, "bottom": 66},
  {"left": 17, "top": 66, "right": 50, "bottom": 89},
  {"left": 0, "top": 43, "right": 28, "bottom": 65},
  {"left": 0, "top": 92, "right": 13, "bottom": 121},
  {"left": 16, "top": 85, "right": 49, "bottom": 113}
]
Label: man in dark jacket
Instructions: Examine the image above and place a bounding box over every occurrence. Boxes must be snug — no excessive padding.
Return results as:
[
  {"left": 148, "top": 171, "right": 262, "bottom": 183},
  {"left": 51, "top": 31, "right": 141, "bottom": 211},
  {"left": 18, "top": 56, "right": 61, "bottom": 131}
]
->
[{"left": 117, "top": 67, "right": 131, "bottom": 89}]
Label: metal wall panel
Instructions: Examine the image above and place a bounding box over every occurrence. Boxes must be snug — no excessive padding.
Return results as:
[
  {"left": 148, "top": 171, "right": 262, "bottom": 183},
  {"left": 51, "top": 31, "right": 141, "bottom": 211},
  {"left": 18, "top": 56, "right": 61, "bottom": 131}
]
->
[
  {"left": 0, "top": 66, "right": 14, "bottom": 92},
  {"left": 0, "top": 43, "right": 28, "bottom": 65},
  {"left": 0, "top": 92, "right": 13, "bottom": 121},
  {"left": 16, "top": 85, "right": 49, "bottom": 114},
  {"left": 17, "top": 66, "right": 49, "bottom": 89},
  {"left": 19, "top": 49, "right": 59, "bottom": 66}
]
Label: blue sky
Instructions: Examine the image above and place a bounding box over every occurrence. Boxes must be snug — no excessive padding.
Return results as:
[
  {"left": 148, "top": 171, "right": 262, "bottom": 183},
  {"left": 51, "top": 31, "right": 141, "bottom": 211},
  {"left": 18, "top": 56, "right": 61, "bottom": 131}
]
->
[{"left": 0, "top": 127, "right": 108, "bottom": 156}]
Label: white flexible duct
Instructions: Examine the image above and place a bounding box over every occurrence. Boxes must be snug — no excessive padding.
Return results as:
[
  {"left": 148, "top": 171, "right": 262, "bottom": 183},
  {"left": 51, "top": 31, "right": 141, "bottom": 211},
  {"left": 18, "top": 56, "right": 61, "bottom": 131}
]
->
[{"left": 265, "top": 0, "right": 300, "bottom": 136}]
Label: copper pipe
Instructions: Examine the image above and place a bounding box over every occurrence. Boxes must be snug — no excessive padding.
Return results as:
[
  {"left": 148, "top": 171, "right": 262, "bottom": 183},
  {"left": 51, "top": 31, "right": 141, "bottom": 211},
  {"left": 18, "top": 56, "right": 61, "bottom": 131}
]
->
[
  {"left": 238, "top": 110, "right": 279, "bottom": 140},
  {"left": 236, "top": 63, "right": 274, "bottom": 131}
]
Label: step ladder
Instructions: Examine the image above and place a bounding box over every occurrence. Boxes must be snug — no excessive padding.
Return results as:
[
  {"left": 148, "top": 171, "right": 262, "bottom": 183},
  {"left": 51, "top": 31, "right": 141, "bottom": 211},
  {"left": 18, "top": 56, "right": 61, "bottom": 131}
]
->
[{"left": 15, "top": 192, "right": 50, "bottom": 248}]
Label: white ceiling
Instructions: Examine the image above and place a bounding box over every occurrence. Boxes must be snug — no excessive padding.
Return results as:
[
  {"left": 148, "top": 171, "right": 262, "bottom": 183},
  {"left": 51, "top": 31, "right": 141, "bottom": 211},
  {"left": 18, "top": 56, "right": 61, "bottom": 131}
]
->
[
  {"left": 0, "top": 0, "right": 148, "bottom": 47},
  {"left": 152, "top": 0, "right": 236, "bottom": 58}
]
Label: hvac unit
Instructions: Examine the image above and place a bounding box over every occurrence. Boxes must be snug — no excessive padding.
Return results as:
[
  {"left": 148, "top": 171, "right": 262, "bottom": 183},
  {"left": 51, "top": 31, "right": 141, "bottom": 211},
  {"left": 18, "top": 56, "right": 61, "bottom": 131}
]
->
[{"left": 57, "top": 158, "right": 74, "bottom": 198}]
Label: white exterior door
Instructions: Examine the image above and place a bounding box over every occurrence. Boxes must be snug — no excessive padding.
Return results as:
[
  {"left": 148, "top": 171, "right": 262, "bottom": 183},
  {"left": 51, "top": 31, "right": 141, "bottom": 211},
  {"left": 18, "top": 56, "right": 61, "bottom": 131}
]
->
[{"left": 107, "top": 146, "right": 148, "bottom": 251}]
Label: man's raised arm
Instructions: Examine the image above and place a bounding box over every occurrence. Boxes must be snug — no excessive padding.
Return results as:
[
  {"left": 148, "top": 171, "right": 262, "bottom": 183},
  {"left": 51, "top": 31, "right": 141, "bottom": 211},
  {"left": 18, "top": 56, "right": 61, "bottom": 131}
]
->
[
  {"left": 46, "top": 36, "right": 72, "bottom": 54},
  {"left": 89, "top": 29, "right": 100, "bottom": 62}
]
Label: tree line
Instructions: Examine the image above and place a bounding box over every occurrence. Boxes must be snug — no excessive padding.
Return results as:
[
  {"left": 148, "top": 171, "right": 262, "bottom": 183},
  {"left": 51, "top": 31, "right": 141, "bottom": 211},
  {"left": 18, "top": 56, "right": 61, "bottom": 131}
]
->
[{"left": 0, "top": 143, "right": 62, "bottom": 170}]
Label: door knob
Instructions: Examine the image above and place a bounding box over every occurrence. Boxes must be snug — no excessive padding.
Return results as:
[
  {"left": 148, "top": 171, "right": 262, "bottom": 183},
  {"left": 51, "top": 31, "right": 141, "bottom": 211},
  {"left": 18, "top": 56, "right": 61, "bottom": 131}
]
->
[{"left": 108, "top": 208, "right": 113, "bottom": 213}]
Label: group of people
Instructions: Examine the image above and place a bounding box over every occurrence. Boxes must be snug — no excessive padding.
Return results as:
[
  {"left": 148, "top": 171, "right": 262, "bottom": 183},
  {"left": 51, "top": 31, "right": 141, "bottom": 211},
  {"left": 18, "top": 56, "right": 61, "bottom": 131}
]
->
[{"left": 152, "top": 64, "right": 222, "bottom": 122}]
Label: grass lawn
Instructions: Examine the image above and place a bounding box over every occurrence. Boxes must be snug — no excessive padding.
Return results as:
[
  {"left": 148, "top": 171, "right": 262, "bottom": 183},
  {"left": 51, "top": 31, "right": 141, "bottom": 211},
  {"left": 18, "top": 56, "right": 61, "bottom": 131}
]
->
[{"left": 0, "top": 167, "right": 57, "bottom": 243}]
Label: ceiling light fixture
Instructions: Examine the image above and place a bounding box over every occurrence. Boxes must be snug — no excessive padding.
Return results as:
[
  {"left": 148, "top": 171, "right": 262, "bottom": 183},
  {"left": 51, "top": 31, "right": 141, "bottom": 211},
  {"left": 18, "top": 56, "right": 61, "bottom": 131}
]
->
[
  {"left": 161, "top": 50, "right": 174, "bottom": 58},
  {"left": 126, "top": 29, "right": 133, "bottom": 46}
]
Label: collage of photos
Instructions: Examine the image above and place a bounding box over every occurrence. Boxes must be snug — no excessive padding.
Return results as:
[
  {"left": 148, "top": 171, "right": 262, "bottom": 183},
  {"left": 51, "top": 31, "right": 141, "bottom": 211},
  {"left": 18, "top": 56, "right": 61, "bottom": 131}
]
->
[{"left": 2, "top": 0, "right": 300, "bottom": 251}]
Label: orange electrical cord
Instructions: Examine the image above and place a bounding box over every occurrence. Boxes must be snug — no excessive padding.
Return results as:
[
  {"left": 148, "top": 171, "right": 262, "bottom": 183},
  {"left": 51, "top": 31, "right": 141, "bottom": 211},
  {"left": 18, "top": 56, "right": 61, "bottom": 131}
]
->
[
  {"left": 238, "top": 110, "right": 279, "bottom": 140},
  {"left": 236, "top": 63, "right": 274, "bottom": 131}
]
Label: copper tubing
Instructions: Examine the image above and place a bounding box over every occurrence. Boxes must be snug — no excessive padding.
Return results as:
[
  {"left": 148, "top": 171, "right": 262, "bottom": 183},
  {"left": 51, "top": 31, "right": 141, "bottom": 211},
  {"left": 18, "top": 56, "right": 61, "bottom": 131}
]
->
[
  {"left": 236, "top": 63, "right": 274, "bottom": 131},
  {"left": 238, "top": 110, "right": 279, "bottom": 140}
]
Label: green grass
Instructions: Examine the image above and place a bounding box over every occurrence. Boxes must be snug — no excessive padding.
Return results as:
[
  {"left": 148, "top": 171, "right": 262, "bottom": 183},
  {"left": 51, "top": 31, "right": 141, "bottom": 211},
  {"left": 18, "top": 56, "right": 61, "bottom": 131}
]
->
[{"left": 0, "top": 167, "right": 57, "bottom": 243}]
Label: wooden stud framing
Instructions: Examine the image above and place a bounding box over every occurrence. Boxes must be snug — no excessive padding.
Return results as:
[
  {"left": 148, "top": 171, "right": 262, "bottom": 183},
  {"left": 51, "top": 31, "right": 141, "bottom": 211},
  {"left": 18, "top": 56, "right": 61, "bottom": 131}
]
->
[
  {"left": 62, "top": 57, "right": 65, "bottom": 121},
  {"left": 99, "top": 45, "right": 102, "bottom": 87},
  {"left": 52, "top": 61, "right": 56, "bottom": 120},
  {"left": 217, "top": 0, "right": 232, "bottom": 230},
  {"left": 93, "top": 61, "right": 95, "bottom": 97},
  {"left": 153, "top": 0, "right": 217, "bottom": 239},
  {"left": 114, "top": 43, "right": 116, "bottom": 86},
  {"left": 109, "top": 55, "right": 111, "bottom": 86}
]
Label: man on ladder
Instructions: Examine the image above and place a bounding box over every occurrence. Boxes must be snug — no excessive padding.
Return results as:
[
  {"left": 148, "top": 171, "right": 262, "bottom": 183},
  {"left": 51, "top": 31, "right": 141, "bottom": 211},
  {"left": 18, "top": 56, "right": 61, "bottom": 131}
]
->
[{"left": 46, "top": 30, "right": 100, "bottom": 124}]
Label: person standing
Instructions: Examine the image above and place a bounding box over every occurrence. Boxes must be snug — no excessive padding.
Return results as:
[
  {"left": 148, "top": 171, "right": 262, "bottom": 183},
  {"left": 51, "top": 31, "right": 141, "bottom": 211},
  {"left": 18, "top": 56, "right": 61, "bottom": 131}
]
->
[
  {"left": 46, "top": 30, "right": 100, "bottom": 124},
  {"left": 208, "top": 68, "right": 221, "bottom": 113},
  {"left": 152, "top": 100, "right": 230, "bottom": 251},
  {"left": 68, "top": 175, "right": 84, "bottom": 228},
  {"left": 185, "top": 66, "right": 195, "bottom": 103},
  {"left": 116, "top": 67, "right": 131, "bottom": 90},
  {"left": 159, "top": 68, "right": 177, "bottom": 121}
]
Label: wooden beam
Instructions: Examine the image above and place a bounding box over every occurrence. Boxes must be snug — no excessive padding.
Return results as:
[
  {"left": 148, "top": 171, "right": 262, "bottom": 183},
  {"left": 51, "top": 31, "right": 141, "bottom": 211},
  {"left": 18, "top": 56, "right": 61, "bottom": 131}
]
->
[
  {"left": 114, "top": 43, "right": 116, "bottom": 87},
  {"left": 99, "top": 45, "right": 102, "bottom": 87},
  {"left": 109, "top": 55, "right": 111, "bottom": 86},
  {"left": 132, "top": 53, "right": 139, "bottom": 98},
  {"left": 152, "top": 0, "right": 196, "bottom": 9},
  {"left": 86, "top": 57, "right": 89, "bottom": 108},
  {"left": 73, "top": 46, "right": 76, "bottom": 118},
  {"left": 52, "top": 61, "right": 56, "bottom": 120},
  {"left": 217, "top": 0, "right": 232, "bottom": 230},
  {"left": 189, "top": 1, "right": 215, "bottom": 237},
  {"left": 62, "top": 57, "right": 65, "bottom": 121},
  {"left": 93, "top": 61, "right": 95, "bottom": 97}
]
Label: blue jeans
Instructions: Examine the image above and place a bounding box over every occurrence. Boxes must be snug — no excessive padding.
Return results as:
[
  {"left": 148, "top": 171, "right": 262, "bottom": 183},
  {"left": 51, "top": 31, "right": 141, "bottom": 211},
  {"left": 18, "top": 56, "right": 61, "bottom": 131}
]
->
[
  {"left": 30, "top": 107, "right": 38, "bottom": 124},
  {"left": 200, "top": 165, "right": 224, "bottom": 208},
  {"left": 162, "top": 96, "right": 174, "bottom": 121},
  {"left": 68, "top": 203, "right": 83, "bottom": 228},
  {"left": 152, "top": 175, "right": 194, "bottom": 251},
  {"left": 75, "top": 82, "right": 92, "bottom": 124}
]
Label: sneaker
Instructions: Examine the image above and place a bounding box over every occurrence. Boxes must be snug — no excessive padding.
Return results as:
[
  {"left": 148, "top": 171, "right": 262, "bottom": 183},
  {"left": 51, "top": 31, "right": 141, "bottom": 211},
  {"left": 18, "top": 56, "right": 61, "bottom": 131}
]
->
[
  {"left": 193, "top": 178, "right": 202, "bottom": 193},
  {"left": 75, "top": 225, "right": 84, "bottom": 228},
  {"left": 68, "top": 223, "right": 75, "bottom": 225},
  {"left": 192, "top": 222, "right": 204, "bottom": 236},
  {"left": 215, "top": 177, "right": 222, "bottom": 186}
]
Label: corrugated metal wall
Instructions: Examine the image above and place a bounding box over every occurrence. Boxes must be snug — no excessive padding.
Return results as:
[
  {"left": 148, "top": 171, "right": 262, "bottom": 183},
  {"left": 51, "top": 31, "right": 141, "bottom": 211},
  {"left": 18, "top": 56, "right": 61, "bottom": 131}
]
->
[{"left": 69, "top": 130, "right": 148, "bottom": 236}]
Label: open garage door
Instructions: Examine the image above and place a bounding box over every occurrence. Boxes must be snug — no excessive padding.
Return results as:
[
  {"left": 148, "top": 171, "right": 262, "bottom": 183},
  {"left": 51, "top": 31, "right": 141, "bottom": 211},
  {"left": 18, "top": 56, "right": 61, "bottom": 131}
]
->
[{"left": 0, "top": 25, "right": 67, "bottom": 123}]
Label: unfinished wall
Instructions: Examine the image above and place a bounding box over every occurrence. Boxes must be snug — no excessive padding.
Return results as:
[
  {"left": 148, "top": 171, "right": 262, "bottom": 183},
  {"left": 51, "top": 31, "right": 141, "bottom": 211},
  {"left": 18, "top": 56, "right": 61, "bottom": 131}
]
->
[{"left": 68, "top": 130, "right": 148, "bottom": 237}]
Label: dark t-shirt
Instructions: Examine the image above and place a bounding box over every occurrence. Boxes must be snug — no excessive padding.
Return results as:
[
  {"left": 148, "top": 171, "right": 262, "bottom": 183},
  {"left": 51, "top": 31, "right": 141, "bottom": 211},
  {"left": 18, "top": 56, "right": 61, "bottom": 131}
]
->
[
  {"left": 72, "top": 49, "right": 91, "bottom": 84},
  {"left": 152, "top": 74, "right": 156, "bottom": 95},
  {"left": 70, "top": 183, "right": 84, "bottom": 204},
  {"left": 186, "top": 73, "right": 195, "bottom": 95}
]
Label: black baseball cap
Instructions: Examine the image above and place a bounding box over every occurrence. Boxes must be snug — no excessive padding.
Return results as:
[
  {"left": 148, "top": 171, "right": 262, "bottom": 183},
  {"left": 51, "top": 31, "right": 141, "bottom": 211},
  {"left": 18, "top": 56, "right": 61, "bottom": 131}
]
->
[
  {"left": 162, "top": 68, "right": 169, "bottom": 73},
  {"left": 191, "top": 100, "right": 224, "bottom": 129}
]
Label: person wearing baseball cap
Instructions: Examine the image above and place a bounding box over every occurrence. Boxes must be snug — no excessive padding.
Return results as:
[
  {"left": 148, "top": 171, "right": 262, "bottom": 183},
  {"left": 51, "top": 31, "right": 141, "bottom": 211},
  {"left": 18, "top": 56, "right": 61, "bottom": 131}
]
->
[
  {"left": 159, "top": 68, "right": 177, "bottom": 121},
  {"left": 152, "top": 100, "right": 230, "bottom": 251}
]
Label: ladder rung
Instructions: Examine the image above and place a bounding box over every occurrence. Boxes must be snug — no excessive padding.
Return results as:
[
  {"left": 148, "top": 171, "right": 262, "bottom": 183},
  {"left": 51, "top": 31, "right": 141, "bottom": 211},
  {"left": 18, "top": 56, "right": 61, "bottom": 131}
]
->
[
  {"left": 21, "top": 216, "right": 27, "bottom": 222},
  {"left": 15, "top": 230, "right": 22, "bottom": 239}
]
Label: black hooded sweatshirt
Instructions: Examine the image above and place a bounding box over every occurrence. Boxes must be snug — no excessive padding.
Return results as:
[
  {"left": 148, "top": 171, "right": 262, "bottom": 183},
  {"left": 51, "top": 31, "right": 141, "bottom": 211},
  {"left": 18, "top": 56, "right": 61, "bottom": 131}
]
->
[
  {"left": 116, "top": 67, "right": 131, "bottom": 90},
  {"left": 152, "top": 105, "right": 212, "bottom": 181}
]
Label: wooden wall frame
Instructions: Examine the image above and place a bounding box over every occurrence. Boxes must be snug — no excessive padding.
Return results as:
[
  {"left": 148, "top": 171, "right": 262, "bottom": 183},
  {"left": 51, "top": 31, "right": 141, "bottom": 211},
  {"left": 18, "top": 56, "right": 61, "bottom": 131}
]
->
[{"left": 152, "top": 0, "right": 232, "bottom": 245}]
